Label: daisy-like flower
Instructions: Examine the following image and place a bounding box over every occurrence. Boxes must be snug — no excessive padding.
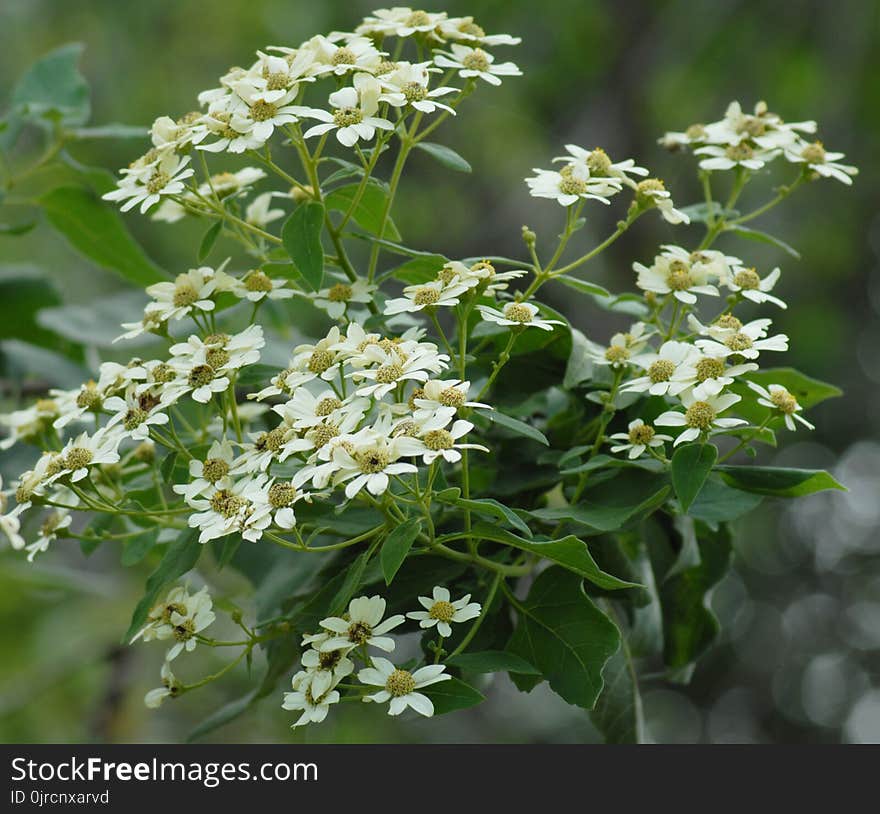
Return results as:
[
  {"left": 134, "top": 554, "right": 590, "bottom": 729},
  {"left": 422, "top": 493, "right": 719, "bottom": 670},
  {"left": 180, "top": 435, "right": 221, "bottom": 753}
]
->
[
  {"left": 554, "top": 145, "right": 648, "bottom": 184},
  {"left": 229, "top": 84, "right": 306, "bottom": 145},
  {"left": 406, "top": 586, "right": 481, "bottom": 638},
  {"left": 694, "top": 142, "right": 778, "bottom": 171},
  {"left": 609, "top": 420, "right": 673, "bottom": 460},
  {"left": 310, "top": 279, "right": 375, "bottom": 319},
  {"left": 276, "top": 388, "right": 368, "bottom": 431},
  {"left": 621, "top": 341, "right": 697, "bottom": 396},
  {"left": 670, "top": 352, "right": 758, "bottom": 401},
  {"left": 103, "top": 386, "right": 170, "bottom": 441},
  {"left": 783, "top": 140, "right": 858, "bottom": 185},
  {"left": 25, "top": 509, "right": 72, "bottom": 562},
  {"left": 230, "top": 269, "right": 293, "bottom": 303},
  {"left": 438, "top": 16, "right": 521, "bottom": 46},
  {"left": 478, "top": 301, "right": 564, "bottom": 332},
  {"left": 379, "top": 61, "right": 458, "bottom": 114},
  {"left": 300, "top": 74, "right": 394, "bottom": 147},
  {"left": 196, "top": 109, "right": 264, "bottom": 154},
  {"left": 384, "top": 279, "right": 471, "bottom": 315},
  {"left": 694, "top": 318, "right": 788, "bottom": 360},
  {"left": 722, "top": 266, "right": 787, "bottom": 308},
  {"left": 299, "top": 642, "right": 355, "bottom": 699},
  {"left": 748, "top": 382, "right": 815, "bottom": 431},
  {"left": 0, "top": 398, "right": 59, "bottom": 450},
  {"left": 185, "top": 477, "right": 267, "bottom": 543},
  {"left": 143, "top": 265, "right": 220, "bottom": 324},
  {"left": 633, "top": 178, "right": 690, "bottom": 224},
  {"left": 172, "top": 439, "right": 235, "bottom": 501},
  {"left": 52, "top": 429, "right": 121, "bottom": 484},
  {"left": 634, "top": 249, "right": 719, "bottom": 305},
  {"left": 0, "top": 478, "right": 26, "bottom": 551},
  {"left": 50, "top": 380, "right": 105, "bottom": 430},
  {"left": 132, "top": 586, "right": 216, "bottom": 659},
  {"left": 282, "top": 669, "right": 343, "bottom": 728},
  {"left": 655, "top": 391, "right": 746, "bottom": 446},
  {"left": 433, "top": 44, "right": 521, "bottom": 86},
  {"left": 251, "top": 478, "right": 309, "bottom": 529},
  {"left": 285, "top": 327, "right": 346, "bottom": 389},
  {"left": 411, "top": 379, "right": 490, "bottom": 415},
  {"left": 150, "top": 113, "right": 207, "bottom": 153},
  {"left": 525, "top": 164, "right": 618, "bottom": 207},
  {"left": 103, "top": 153, "right": 194, "bottom": 214},
  {"left": 357, "top": 8, "right": 447, "bottom": 39},
  {"left": 319, "top": 595, "right": 405, "bottom": 653},
  {"left": 589, "top": 322, "right": 652, "bottom": 369},
  {"left": 306, "top": 35, "right": 384, "bottom": 76},
  {"left": 144, "top": 662, "right": 179, "bottom": 709},
  {"left": 329, "top": 434, "right": 419, "bottom": 498},
  {"left": 358, "top": 658, "right": 450, "bottom": 717},
  {"left": 351, "top": 345, "right": 448, "bottom": 399},
  {"left": 409, "top": 415, "right": 488, "bottom": 464}
]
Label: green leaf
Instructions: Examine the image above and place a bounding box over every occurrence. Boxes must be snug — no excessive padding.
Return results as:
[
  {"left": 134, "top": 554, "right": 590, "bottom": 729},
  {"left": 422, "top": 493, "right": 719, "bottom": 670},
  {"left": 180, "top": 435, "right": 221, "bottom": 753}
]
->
[
  {"left": 728, "top": 367, "right": 840, "bottom": 426},
  {"left": 414, "top": 141, "right": 472, "bottom": 173},
  {"left": 590, "top": 644, "right": 644, "bottom": 743},
  {"left": 421, "top": 677, "right": 484, "bottom": 715},
  {"left": 469, "top": 522, "right": 638, "bottom": 589},
  {"left": 160, "top": 451, "right": 178, "bottom": 484},
  {"left": 218, "top": 536, "right": 242, "bottom": 569},
  {"left": 716, "top": 465, "right": 845, "bottom": 497},
  {"left": 671, "top": 442, "right": 718, "bottom": 512},
  {"left": 446, "top": 650, "right": 540, "bottom": 675},
  {"left": 727, "top": 225, "right": 801, "bottom": 259},
  {"left": 435, "top": 489, "right": 532, "bottom": 536},
  {"left": 40, "top": 186, "right": 166, "bottom": 286},
  {"left": 661, "top": 525, "right": 732, "bottom": 678},
  {"left": 10, "top": 43, "right": 90, "bottom": 126},
  {"left": 687, "top": 476, "right": 763, "bottom": 525},
  {"left": 487, "top": 410, "right": 549, "bottom": 446},
  {"left": 564, "top": 328, "right": 595, "bottom": 389},
  {"left": 507, "top": 567, "right": 620, "bottom": 709},
  {"left": 0, "top": 220, "right": 38, "bottom": 236},
  {"left": 679, "top": 202, "right": 739, "bottom": 223},
  {"left": 0, "top": 266, "right": 62, "bottom": 349},
  {"left": 553, "top": 275, "right": 611, "bottom": 298},
  {"left": 328, "top": 548, "right": 373, "bottom": 616},
  {"left": 68, "top": 123, "right": 148, "bottom": 139},
  {"left": 281, "top": 202, "right": 325, "bottom": 291},
  {"left": 122, "top": 529, "right": 202, "bottom": 643},
  {"left": 324, "top": 182, "right": 400, "bottom": 240},
  {"left": 387, "top": 253, "right": 448, "bottom": 285},
  {"left": 120, "top": 528, "right": 159, "bottom": 566},
  {"left": 380, "top": 518, "right": 422, "bottom": 585},
  {"left": 198, "top": 221, "right": 222, "bottom": 263}
]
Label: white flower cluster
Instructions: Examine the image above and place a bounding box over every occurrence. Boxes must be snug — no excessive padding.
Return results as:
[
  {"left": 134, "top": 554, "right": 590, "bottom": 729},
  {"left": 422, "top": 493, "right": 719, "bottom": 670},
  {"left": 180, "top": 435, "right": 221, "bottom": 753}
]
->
[
  {"left": 526, "top": 144, "right": 689, "bottom": 224},
  {"left": 283, "top": 588, "right": 479, "bottom": 726},
  {"left": 660, "top": 100, "right": 857, "bottom": 184},
  {"left": 595, "top": 245, "right": 814, "bottom": 460},
  {"left": 101, "top": 8, "right": 521, "bottom": 216}
]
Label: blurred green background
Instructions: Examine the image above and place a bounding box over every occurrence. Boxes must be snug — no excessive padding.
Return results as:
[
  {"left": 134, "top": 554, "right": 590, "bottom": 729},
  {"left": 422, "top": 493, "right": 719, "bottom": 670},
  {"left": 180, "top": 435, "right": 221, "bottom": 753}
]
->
[{"left": 1, "top": 0, "right": 878, "bottom": 743}]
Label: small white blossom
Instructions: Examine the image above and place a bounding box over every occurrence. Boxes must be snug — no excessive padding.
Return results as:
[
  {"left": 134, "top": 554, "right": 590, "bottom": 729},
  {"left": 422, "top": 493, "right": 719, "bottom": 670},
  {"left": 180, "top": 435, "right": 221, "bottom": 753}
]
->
[
  {"left": 478, "top": 301, "right": 564, "bottom": 331},
  {"left": 319, "top": 595, "right": 405, "bottom": 653},
  {"left": 608, "top": 420, "right": 673, "bottom": 459},
  {"left": 358, "top": 657, "right": 450, "bottom": 717},
  {"left": 433, "top": 44, "right": 521, "bottom": 86},
  {"left": 406, "top": 586, "right": 481, "bottom": 638}
]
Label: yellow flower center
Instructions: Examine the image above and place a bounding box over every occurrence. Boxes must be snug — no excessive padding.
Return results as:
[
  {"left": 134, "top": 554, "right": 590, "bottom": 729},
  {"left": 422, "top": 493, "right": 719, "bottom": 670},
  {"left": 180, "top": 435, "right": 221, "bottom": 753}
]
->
[
  {"left": 385, "top": 668, "right": 417, "bottom": 697},
  {"left": 685, "top": 401, "right": 716, "bottom": 430},
  {"left": 733, "top": 269, "right": 761, "bottom": 290},
  {"left": 648, "top": 359, "right": 676, "bottom": 383},
  {"left": 628, "top": 423, "right": 656, "bottom": 445},
  {"left": 429, "top": 600, "right": 456, "bottom": 622}
]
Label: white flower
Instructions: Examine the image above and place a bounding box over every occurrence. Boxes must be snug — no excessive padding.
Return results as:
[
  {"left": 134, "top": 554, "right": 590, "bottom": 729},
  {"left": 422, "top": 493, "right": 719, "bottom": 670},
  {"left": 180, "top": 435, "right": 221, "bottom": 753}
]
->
[
  {"left": 634, "top": 179, "right": 690, "bottom": 224},
  {"left": 748, "top": 382, "right": 815, "bottom": 431},
  {"left": 554, "top": 145, "right": 648, "bottom": 183},
  {"left": 438, "top": 16, "right": 521, "bottom": 46},
  {"left": 0, "top": 478, "right": 26, "bottom": 550},
  {"left": 589, "top": 323, "right": 652, "bottom": 369},
  {"left": 622, "top": 341, "right": 698, "bottom": 396},
  {"left": 406, "top": 586, "right": 481, "bottom": 637},
  {"left": 433, "top": 44, "right": 521, "bottom": 86},
  {"left": 300, "top": 74, "right": 394, "bottom": 147},
  {"left": 185, "top": 477, "right": 268, "bottom": 543},
  {"left": 655, "top": 391, "right": 746, "bottom": 445},
  {"left": 319, "top": 595, "right": 405, "bottom": 653},
  {"left": 251, "top": 478, "right": 309, "bottom": 529},
  {"left": 0, "top": 399, "right": 59, "bottom": 450},
  {"left": 144, "top": 266, "right": 219, "bottom": 324},
  {"left": 694, "top": 318, "right": 788, "bottom": 360},
  {"left": 52, "top": 429, "right": 121, "bottom": 483},
  {"left": 722, "top": 266, "right": 786, "bottom": 308},
  {"left": 357, "top": 8, "right": 447, "bottom": 39},
  {"left": 245, "top": 191, "right": 286, "bottom": 228},
  {"left": 782, "top": 140, "right": 857, "bottom": 185},
  {"left": 358, "top": 657, "right": 450, "bottom": 717},
  {"left": 310, "top": 279, "right": 375, "bottom": 319},
  {"left": 103, "top": 153, "right": 194, "bottom": 214},
  {"left": 384, "top": 279, "right": 471, "bottom": 315},
  {"left": 609, "top": 420, "right": 673, "bottom": 460},
  {"left": 305, "top": 35, "right": 384, "bottom": 76},
  {"left": 635, "top": 249, "right": 720, "bottom": 305},
  {"left": 410, "top": 416, "right": 488, "bottom": 464},
  {"left": 695, "top": 143, "right": 778, "bottom": 171},
  {"left": 351, "top": 345, "right": 447, "bottom": 399},
  {"left": 230, "top": 269, "right": 293, "bottom": 303},
  {"left": 525, "top": 164, "right": 618, "bottom": 207},
  {"left": 299, "top": 644, "right": 355, "bottom": 699},
  {"left": 132, "top": 586, "right": 216, "bottom": 660},
  {"left": 478, "top": 301, "right": 564, "bottom": 331},
  {"left": 412, "top": 379, "right": 490, "bottom": 416},
  {"left": 144, "top": 662, "right": 179, "bottom": 709},
  {"left": 670, "top": 353, "right": 758, "bottom": 401},
  {"left": 282, "top": 669, "right": 342, "bottom": 728},
  {"left": 329, "top": 434, "right": 419, "bottom": 498},
  {"left": 196, "top": 110, "right": 264, "bottom": 154},
  {"left": 172, "top": 439, "right": 235, "bottom": 501},
  {"left": 379, "top": 61, "right": 458, "bottom": 114},
  {"left": 228, "top": 84, "right": 305, "bottom": 145}
]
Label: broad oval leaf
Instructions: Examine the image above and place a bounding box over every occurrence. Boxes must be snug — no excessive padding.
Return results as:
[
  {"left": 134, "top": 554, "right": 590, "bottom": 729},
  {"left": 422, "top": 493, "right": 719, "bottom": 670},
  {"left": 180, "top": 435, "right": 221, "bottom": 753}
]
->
[
  {"left": 198, "top": 221, "right": 222, "bottom": 262},
  {"left": 716, "top": 465, "right": 845, "bottom": 497},
  {"left": 380, "top": 518, "right": 422, "bottom": 585},
  {"left": 40, "top": 186, "right": 166, "bottom": 286},
  {"left": 671, "top": 442, "right": 717, "bottom": 513},
  {"left": 727, "top": 224, "right": 801, "bottom": 259},
  {"left": 486, "top": 410, "right": 549, "bottom": 446},
  {"left": 324, "top": 182, "right": 401, "bottom": 240},
  {"left": 281, "top": 202, "right": 325, "bottom": 291},
  {"left": 421, "top": 677, "right": 484, "bottom": 715},
  {"left": 11, "top": 43, "right": 90, "bottom": 126},
  {"left": 414, "top": 141, "right": 472, "bottom": 173},
  {"left": 590, "top": 643, "right": 644, "bottom": 743},
  {"left": 507, "top": 567, "right": 621, "bottom": 709},
  {"left": 446, "top": 650, "right": 540, "bottom": 675},
  {"left": 553, "top": 275, "right": 611, "bottom": 298}
]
